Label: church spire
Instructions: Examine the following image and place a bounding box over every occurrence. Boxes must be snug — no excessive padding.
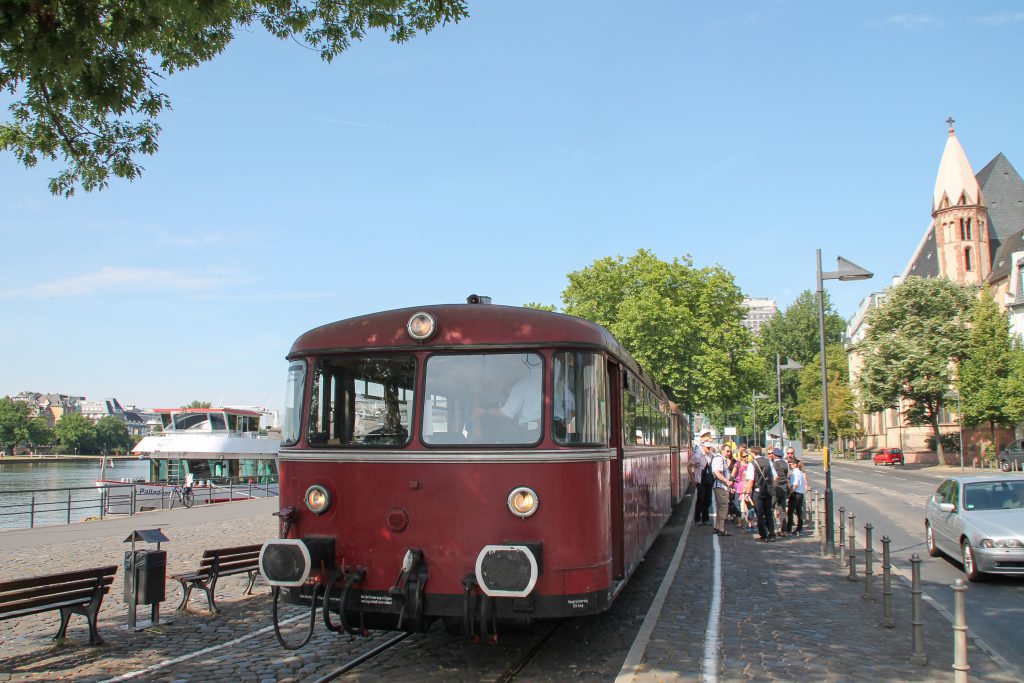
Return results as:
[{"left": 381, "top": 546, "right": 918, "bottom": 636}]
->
[{"left": 933, "top": 118, "right": 983, "bottom": 213}]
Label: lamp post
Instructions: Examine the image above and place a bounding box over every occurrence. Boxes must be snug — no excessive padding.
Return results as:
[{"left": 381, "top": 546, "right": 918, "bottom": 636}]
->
[
  {"left": 776, "top": 354, "right": 803, "bottom": 451},
  {"left": 753, "top": 391, "right": 768, "bottom": 447},
  {"left": 818, "top": 249, "right": 873, "bottom": 554}
]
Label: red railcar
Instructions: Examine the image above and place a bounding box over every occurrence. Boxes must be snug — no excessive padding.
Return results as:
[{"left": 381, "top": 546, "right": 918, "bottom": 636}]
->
[{"left": 260, "top": 298, "right": 691, "bottom": 640}]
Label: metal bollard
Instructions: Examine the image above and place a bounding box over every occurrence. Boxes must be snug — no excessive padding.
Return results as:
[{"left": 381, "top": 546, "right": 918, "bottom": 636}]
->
[
  {"left": 847, "top": 513, "right": 858, "bottom": 581},
  {"left": 910, "top": 554, "right": 927, "bottom": 665},
  {"left": 881, "top": 536, "right": 894, "bottom": 628},
  {"left": 952, "top": 578, "right": 969, "bottom": 682},
  {"left": 864, "top": 523, "right": 874, "bottom": 598},
  {"left": 838, "top": 506, "right": 846, "bottom": 562},
  {"left": 817, "top": 492, "right": 826, "bottom": 557}
]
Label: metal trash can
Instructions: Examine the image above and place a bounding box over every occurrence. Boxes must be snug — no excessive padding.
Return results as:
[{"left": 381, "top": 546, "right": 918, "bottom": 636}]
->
[{"left": 124, "top": 549, "right": 167, "bottom": 605}]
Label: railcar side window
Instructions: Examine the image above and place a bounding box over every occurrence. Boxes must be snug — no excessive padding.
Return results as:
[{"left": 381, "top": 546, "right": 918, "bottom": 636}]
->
[
  {"left": 552, "top": 352, "right": 608, "bottom": 445},
  {"left": 422, "top": 353, "right": 543, "bottom": 446},
  {"left": 282, "top": 361, "right": 305, "bottom": 446},
  {"left": 307, "top": 356, "right": 416, "bottom": 447}
]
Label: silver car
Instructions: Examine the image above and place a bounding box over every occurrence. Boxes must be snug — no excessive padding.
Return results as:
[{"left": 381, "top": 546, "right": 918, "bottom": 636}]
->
[{"left": 924, "top": 475, "right": 1024, "bottom": 581}]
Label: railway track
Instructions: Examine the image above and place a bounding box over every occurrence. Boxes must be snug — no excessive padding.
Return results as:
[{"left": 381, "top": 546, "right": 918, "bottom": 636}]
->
[
  {"left": 490, "top": 620, "right": 564, "bottom": 683},
  {"left": 310, "top": 631, "right": 414, "bottom": 683}
]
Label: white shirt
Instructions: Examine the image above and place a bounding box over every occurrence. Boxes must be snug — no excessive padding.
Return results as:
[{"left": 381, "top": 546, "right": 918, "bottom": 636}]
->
[
  {"left": 789, "top": 468, "right": 807, "bottom": 495},
  {"left": 501, "top": 370, "right": 542, "bottom": 425}
]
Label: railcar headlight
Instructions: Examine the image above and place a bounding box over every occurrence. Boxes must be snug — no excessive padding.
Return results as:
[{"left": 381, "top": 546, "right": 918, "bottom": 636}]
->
[
  {"left": 305, "top": 485, "right": 331, "bottom": 515},
  {"left": 407, "top": 312, "right": 437, "bottom": 341},
  {"left": 508, "top": 486, "right": 539, "bottom": 518}
]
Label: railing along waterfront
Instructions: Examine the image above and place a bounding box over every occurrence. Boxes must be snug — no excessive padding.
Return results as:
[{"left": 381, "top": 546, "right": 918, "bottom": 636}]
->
[{"left": 0, "top": 477, "right": 279, "bottom": 530}]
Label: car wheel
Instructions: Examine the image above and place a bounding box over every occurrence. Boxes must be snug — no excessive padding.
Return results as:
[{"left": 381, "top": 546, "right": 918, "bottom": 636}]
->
[
  {"left": 1000, "top": 460, "right": 1011, "bottom": 472},
  {"left": 874, "top": 460, "right": 879, "bottom": 466},
  {"left": 962, "top": 540, "right": 985, "bottom": 582},
  {"left": 926, "top": 523, "right": 940, "bottom": 557}
]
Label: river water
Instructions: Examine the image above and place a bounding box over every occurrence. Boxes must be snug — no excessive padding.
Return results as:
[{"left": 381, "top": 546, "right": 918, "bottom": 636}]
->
[{"left": 0, "top": 459, "right": 149, "bottom": 529}]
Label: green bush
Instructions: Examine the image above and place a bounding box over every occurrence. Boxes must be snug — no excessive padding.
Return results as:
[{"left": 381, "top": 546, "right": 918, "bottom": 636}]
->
[{"left": 926, "top": 432, "right": 961, "bottom": 453}]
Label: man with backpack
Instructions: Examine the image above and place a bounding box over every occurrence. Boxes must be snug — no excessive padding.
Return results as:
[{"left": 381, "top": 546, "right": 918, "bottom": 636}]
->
[
  {"left": 749, "top": 446, "right": 777, "bottom": 541},
  {"left": 768, "top": 448, "right": 790, "bottom": 536}
]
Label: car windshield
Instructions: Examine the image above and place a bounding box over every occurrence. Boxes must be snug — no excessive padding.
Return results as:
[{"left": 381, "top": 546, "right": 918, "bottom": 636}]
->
[{"left": 962, "top": 480, "right": 1024, "bottom": 511}]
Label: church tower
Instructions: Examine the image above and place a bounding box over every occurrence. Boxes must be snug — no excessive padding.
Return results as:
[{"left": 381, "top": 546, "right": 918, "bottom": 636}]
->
[{"left": 931, "top": 119, "right": 992, "bottom": 284}]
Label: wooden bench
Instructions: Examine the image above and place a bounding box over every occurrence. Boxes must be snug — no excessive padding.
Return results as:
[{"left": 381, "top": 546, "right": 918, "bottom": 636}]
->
[
  {"left": 0, "top": 566, "right": 118, "bottom": 646},
  {"left": 170, "top": 544, "right": 261, "bottom": 613}
]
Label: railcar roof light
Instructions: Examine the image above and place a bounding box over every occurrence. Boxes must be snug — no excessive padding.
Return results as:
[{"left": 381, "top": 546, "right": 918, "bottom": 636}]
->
[
  {"left": 508, "top": 486, "right": 539, "bottom": 518},
  {"left": 407, "top": 312, "right": 437, "bottom": 341},
  {"left": 305, "top": 484, "right": 331, "bottom": 515}
]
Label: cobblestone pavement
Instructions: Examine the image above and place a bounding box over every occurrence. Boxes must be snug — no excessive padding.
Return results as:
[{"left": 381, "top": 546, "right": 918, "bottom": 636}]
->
[
  {"left": 628, "top": 517, "right": 1018, "bottom": 683},
  {"left": 2, "top": 496, "right": 1019, "bottom": 681}
]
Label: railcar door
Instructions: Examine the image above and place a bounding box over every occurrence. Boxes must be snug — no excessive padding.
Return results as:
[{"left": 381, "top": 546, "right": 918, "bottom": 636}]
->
[{"left": 608, "top": 361, "right": 625, "bottom": 581}]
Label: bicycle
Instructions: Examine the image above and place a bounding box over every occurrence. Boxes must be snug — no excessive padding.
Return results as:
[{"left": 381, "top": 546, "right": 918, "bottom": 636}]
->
[{"left": 170, "top": 484, "right": 195, "bottom": 509}]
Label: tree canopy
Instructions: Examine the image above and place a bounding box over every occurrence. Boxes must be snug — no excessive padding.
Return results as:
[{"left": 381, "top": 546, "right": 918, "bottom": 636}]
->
[
  {"left": 958, "top": 287, "right": 1014, "bottom": 442},
  {"left": 0, "top": 1, "right": 469, "bottom": 196},
  {"left": 95, "top": 414, "right": 131, "bottom": 454},
  {"left": 856, "top": 276, "right": 974, "bottom": 461},
  {"left": 559, "top": 249, "right": 762, "bottom": 415},
  {"left": 0, "top": 397, "right": 32, "bottom": 454},
  {"left": 54, "top": 412, "right": 97, "bottom": 454},
  {"left": 794, "top": 344, "right": 861, "bottom": 444}
]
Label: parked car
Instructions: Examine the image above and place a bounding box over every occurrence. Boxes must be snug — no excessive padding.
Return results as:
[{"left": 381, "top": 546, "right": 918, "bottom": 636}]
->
[
  {"left": 999, "top": 440, "right": 1024, "bottom": 472},
  {"left": 873, "top": 448, "right": 904, "bottom": 466},
  {"left": 924, "top": 475, "right": 1024, "bottom": 581}
]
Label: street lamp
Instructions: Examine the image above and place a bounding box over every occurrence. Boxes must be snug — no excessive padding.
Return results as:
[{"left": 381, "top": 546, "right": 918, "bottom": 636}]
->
[
  {"left": 752, "top": 391, "right": 768, "bottom": 447},
  {"left": 818, "top": 249, "right": 873, "bottom": 554},
  {"left": 776, "top": 354, "right": 803, "bottom": 451}
]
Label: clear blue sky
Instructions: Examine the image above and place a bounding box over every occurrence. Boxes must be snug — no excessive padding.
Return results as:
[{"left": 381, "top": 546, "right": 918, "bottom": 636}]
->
[{"left": 2, "top": 1, "right": 1022, "bottom": 410}]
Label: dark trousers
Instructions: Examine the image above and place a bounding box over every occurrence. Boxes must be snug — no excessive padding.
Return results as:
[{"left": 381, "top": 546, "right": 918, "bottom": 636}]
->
[
  {"left": 696, "top": 478, "right": 712, "bottom": 524},
  {"left": 713, "top": 486, "right": 731, "bottom": 533},
  {"left": 787, "top": 492, "right": 805, "bottom": 533},
  {"left": 754, "top": 492, "right": 775, "bottom": 539}
]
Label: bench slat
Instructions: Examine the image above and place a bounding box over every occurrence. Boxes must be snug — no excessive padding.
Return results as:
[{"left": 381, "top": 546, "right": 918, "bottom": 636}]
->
[
  {"left": 0, "top": 586, "right": 110, "bottom": 618},
  {"left": 0, "top": 566, "right": 117, "bottom": 594},
  {"left": 0, "top": 577, "right": 114, "bottom": 606},
  {"left": 0, "top": 596, "right": 104, "bottom": 621}
]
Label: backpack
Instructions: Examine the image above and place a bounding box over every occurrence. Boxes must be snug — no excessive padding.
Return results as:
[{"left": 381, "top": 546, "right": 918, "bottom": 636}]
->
[
  {"left": 701, "top": 456, "right": 713, "bottom": 482},
  {"left": 753, "top": 457, "right": 774, "bottom": 489}
]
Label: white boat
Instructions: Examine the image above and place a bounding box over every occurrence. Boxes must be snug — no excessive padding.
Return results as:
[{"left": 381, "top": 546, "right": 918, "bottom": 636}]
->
[{"left": 98, "top": 407, "right": 280, "bottom": 514}]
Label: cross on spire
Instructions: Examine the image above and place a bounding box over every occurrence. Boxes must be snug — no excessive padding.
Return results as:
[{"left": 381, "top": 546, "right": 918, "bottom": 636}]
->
[{"left": 946, "top": 117, "right": 956, "bottom": 133}]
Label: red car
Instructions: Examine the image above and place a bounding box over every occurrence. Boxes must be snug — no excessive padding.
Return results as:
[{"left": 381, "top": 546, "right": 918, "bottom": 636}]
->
[{"left": 873, "top": 448, "right": 904, "bottom": 466}]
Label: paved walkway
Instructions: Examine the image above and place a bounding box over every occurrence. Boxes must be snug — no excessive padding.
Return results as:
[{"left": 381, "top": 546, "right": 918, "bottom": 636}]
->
[{"left": 621, "top": 504, "right": 1017, "bottom": 682}]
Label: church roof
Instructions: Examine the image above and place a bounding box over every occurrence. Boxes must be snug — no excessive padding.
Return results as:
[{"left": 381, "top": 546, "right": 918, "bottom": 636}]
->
[
  {"left": 932, "top": 127, "right": 984, "bottom": 212},
  {"left": 988, "top": 228, "right": 1024, "bottom": 283},
  {"left": 903, "top": 224, "right": 939, "bottom": 280}
]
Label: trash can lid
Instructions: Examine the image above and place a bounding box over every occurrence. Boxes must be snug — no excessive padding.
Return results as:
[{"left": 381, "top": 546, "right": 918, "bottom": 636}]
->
[{"left": 123, "top": 529, "right": 170, "bottom": 543}]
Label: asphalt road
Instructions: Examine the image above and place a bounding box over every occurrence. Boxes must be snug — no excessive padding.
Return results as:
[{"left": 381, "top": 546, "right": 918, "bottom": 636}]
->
[{"left": 803, "top": 456, "right": 1024, "bottom": 676}]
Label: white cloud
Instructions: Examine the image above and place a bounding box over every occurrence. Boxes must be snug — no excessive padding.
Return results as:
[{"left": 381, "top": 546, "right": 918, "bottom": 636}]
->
[
  {"left": 883, "top": 14, "right": 940, "bottom": 30},
  {"left": 976, "top": 12, "right": 1024, "bottom": 26},
  {"left": 0, "top": 267, "right": 222, "bottom": 299}
]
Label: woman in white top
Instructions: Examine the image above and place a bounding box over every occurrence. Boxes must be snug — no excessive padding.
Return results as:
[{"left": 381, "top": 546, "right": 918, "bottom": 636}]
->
[{"left": 786, "top": 461, "right": 807, "bottom": 535}]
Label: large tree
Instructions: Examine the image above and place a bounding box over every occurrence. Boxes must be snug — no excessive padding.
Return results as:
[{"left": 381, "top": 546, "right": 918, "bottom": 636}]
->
[
  {"left": 757, "top": 289, "right": 846, "bottom": 440},
  {"left": 1, "top": 1, "right": 469, "bottom": 196},
  {"left": 1005, "top": 344, "right": 1024, "bottom": 426},
  {"left": 0, "top": 397, "right": 32, "bottom": 455},
  {"left": 559, "top": 249, "right": 763, "bottom": 415},
  {"left": 95, "top": 415, "right": 131, "bottom": 454},
  {"left": 958, "top": 287, "right": 1014, "bottom": 446},
  {"left": 54, "top": 412, "right": 97, "bottom": 454},
  {"left": 856, "top": 276, "right": 974, "bottom": 463},
  {"left": 794, "top": 344, "right": 861, "bottom": 446}
]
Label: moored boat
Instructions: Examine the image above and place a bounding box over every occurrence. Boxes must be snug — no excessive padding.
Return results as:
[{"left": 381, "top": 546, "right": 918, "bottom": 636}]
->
[{"left": 98, "top": 407, "right": 280, "bottom": 513}]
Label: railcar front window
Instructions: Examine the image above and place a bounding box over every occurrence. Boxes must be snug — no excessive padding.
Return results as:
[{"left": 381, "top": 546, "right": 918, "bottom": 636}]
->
[
  {"left": 307, "top": 356, "right": 416, "bottom": 447},
  {"left": 423, "top": 353, "right": 543, "bottom": 446},
  {"left": 553, "top": 352, "right": 608, "bottom": 445},
  {"left": 282, "top": 361, "right": 305, "bottom": 446}
]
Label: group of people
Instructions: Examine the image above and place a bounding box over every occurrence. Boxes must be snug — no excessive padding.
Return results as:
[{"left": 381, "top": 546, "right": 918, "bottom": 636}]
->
[{"left": 688, "top": 428, "right": 807, "bottom": 542}]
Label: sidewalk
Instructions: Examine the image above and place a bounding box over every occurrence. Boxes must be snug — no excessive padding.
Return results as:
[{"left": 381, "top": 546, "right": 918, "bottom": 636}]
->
[{"left": 625, "top": 516, "right": 1016, "bottom": 682}]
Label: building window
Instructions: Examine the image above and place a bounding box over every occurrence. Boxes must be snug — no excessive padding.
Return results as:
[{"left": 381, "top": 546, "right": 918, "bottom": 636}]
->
[
  {"left": 964, "top": 247, "right": 973, "bottom": 272},
  {"left": 966, "top": 218, "right": 972, "bottom": 240},
  {"left": 960, "top": 218, "right": 965, "bottom": 240}
]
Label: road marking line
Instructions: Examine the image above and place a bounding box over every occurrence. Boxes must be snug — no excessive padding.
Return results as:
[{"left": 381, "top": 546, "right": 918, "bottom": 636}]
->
[
  {"left": 615, "top": 495, "right": 696, "bottom": 683},
  {"left": 701, "top": 533, "right": 723, "bottom": 683},
  {"left": 98, "top": 613, "right": 307, "bottom": 682}
]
